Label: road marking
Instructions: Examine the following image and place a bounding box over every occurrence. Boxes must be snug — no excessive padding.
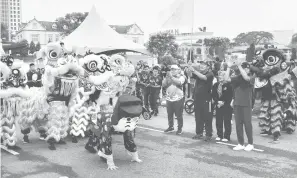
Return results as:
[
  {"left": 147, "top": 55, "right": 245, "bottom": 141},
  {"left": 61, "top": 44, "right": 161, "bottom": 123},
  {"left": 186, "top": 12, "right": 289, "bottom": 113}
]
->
[
  {"left": 216, "top": 142, "right": 264, "bottom": 152},
  {"left": 137, "top": 126, "right": 164, "bottom": 133},
  {"left": 0, "top": 145, "right": 20, "bottom": 155}
]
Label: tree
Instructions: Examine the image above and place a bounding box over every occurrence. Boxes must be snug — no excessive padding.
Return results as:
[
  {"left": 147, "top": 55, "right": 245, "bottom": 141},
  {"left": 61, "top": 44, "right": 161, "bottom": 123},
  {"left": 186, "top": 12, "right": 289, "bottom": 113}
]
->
[
  {"left": 55, "top": 12, "right": 88, "bottom": 35},
  {"left": 291, "top": 33, "right": 297, "bottom": 45},
  {"left": 19, "top": 39, "right": 29, "bottom": 57},
  {"left": 291, "top": 48, "right": 297, "bottom": 60},
  {"left": 160, "top": 55, "right": 177, "bottom": 65},
  {"left": 1, "top": 23, "right": 9, "bottom": 41},
  {"left": 35, "top": 42, "right": 41, "bottom": 52},
  {"left": 233, "top": 31, "right": 274, "bottom": 45},
  {"left": 204, "top": 37, "right": 231, "bottom": 60},
  {"left": 29, "top": 41, "right": 36, "bottom": 54},
  {"left": 146, "top": 32, "right": 179, "bottom": 63}
]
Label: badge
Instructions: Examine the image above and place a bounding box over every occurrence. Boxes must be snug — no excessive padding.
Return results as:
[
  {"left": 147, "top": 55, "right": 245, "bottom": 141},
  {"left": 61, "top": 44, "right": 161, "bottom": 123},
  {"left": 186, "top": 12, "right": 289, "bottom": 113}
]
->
[{"left": 223, "top": 87, "right": 227, "bottom": 91}]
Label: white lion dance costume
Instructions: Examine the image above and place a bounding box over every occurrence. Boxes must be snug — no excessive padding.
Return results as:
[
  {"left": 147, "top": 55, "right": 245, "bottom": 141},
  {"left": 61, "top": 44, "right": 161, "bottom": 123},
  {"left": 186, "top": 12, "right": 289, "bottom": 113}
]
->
[
  {"left": 69, "top": 54, "right": 115, "bottom": 143},
  {"left": 0, "top": 55, "right": 31, "bottom": 149},
  {"left": 81, "top": 54, "right": 142, "bottom": 170},
  {"left": 18, "top": 42, "right": 84, "bottom": 150}
]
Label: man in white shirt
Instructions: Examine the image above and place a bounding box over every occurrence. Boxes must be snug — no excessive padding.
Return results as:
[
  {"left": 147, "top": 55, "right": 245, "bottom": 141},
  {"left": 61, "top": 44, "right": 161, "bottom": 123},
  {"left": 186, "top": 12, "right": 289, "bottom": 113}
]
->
[{"left": 162, "top": 65, "right": 186, "bottom": 135}]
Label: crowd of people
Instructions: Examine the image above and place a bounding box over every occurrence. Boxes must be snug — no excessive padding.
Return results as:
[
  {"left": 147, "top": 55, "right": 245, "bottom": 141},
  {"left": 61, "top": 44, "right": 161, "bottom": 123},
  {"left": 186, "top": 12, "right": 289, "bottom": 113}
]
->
[{"left": 130, "top": 56, "right": 290, "bottom": 152}]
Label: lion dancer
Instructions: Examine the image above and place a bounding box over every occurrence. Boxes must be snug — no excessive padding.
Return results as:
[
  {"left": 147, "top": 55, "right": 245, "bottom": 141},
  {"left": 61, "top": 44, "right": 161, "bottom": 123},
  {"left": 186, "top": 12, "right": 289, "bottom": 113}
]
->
[
  {"left": 254, "top": 49, "right": 297, "bottom": 142},
  {"left": 18, "top": 43, "right": 84, "bottom": 150},
  {"left": 84, "top": 54, "right": 142, "bottom": 170},
  {"left": 0, "top": 55, "right": 32, "bottom": 149},
  {"left": 69, "top": 54, "right": 114, "bottom": 143}
]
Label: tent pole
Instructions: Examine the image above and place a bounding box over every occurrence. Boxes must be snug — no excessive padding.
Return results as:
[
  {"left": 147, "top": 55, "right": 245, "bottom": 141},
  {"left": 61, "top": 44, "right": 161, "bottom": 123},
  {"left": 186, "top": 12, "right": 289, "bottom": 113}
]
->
[{"left": 190, "top": 0, "right": 194, "bottom": 63}]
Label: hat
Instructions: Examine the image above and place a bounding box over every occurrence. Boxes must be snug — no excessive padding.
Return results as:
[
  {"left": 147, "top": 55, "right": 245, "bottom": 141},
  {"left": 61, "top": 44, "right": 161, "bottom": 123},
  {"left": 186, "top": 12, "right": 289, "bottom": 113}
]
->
[{"left": 170, "top": 65, "right": 180, "bottom": 70}]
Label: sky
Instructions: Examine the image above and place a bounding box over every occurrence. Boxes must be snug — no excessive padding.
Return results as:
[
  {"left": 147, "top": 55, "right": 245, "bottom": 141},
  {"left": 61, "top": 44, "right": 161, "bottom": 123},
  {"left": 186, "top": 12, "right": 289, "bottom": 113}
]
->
[{"left": 22, "top": 0, "right": 297, "bottom": 40}]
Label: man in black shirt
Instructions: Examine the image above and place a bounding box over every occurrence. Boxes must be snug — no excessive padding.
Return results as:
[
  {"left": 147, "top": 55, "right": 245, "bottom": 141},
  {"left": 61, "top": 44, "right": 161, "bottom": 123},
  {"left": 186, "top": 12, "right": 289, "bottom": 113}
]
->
[
  {"left": 27, "top": 63, "right": 42, "bottom": 88},
  {"left": 188, "top": 61, "right": 214, "bottom": 141}
]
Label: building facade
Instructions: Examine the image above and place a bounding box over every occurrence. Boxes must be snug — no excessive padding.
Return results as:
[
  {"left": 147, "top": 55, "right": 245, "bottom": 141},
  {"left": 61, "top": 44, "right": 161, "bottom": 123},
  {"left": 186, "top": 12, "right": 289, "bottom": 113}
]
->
[
  {"left": 15, "top": 18, "right": 63, "bottom": 47},
  {"left": 109, "top": 24, "right": 145, "bottom": 45},
  {"left": 0, "top": 0, "right": 22, "bottom": 39}
]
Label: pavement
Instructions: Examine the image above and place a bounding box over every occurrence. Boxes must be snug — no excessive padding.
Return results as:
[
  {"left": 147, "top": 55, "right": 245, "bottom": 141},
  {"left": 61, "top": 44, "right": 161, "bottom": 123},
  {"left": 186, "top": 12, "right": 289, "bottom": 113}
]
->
[{"left": 1, "top": 105, "right": 297, "bottom": 178}]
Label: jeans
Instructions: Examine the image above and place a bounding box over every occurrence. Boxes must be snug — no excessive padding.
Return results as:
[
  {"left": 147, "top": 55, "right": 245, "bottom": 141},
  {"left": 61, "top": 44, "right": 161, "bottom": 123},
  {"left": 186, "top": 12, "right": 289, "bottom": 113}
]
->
[
  {"left": 143, "top": 87, "right": 150, "bottom": 109},
  {"left": 166, "top": 97, "right": 185, "bottom": 129},
  {"left": 150, "top": 87, "right": 161, "bottom": 112}
]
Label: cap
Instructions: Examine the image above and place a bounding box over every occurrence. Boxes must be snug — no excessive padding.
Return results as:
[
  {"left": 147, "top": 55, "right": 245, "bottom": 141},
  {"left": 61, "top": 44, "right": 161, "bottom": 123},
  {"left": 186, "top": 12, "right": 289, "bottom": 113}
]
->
[{"left": 170, "top": 65, "right": 180, "bottom": 69}]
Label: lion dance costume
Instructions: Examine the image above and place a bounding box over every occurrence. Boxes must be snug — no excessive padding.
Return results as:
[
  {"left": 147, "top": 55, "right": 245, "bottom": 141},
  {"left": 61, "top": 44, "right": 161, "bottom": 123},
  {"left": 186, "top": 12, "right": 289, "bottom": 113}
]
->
[
  {"left": 81, "top": 54, "right": 142, "bottom": 170},
  {"left": 18, "top": 42, "right": 84, "bottom": 150},
  {"left": 254, "top": 49, "right": 297, "bottom": 142},
  {"left": 0, "top": 55, "right": 31, "bottom": 149}
]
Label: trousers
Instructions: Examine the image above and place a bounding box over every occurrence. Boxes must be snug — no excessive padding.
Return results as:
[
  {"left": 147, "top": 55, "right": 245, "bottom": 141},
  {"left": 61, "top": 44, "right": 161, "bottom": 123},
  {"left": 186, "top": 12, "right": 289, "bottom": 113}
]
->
[
  {"left": 233, "top": 105, "right": 253, "bottom": 145},
  {"left": 194, "top": 100, "right": 213, "bottom": 137},
  {"left": 166, "top": 97, "right": 185, "bottom": 129},
  {"left": 150, "top": 87, "right": 160, "bottom": 112},
  {"left": 216, "top": 106, "right": 232, "bottom": 140}
]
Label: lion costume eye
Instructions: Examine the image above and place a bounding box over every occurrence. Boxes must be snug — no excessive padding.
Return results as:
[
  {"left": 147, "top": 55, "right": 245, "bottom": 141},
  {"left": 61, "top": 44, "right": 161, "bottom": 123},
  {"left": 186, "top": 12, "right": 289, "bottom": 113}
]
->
[
  {"left": 264, "top": 56, "right": 280, "bottom": 66},
  {"left": 87, "top": 60, "right": 98, "bottom": 72},
  {"left": 49, "top": 50, "right": 58, "bottom": 59},
  {"left": 280, "top": 61, "right": 288, "bottom": 70},
  {"left": 12, "top": 69, "right": 19, "bottom": 75}
]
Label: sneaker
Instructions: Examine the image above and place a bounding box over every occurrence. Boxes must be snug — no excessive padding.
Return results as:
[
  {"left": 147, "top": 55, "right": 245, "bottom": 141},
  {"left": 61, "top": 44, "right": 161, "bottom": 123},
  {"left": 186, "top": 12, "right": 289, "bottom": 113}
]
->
[
  {"left": 222, "top": 138, "right": 229, "bottom": 142},
  {"left": 164, "top": 127, "right": 174, "bottom": 133},
  {"left": 215, "top": 137, "right": 221, "bottom": 141},
  {"left": 204, "top": 136, "right": 212, "bottom": 142},
  {"left": 233, "top": 144, "right": 245, "bottom": 151},
  {"left": 244, "top": 144, "right": 254, "bottom": 151},
  {"left": 176, "top": 129, "right": 182, "bottom": 135}
]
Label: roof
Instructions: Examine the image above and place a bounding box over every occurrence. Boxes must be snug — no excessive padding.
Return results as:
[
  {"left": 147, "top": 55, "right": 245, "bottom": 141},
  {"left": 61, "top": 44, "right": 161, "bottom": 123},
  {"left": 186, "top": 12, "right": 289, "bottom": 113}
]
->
[
  {"left": 109, "top": 24, "right": 144, "bottom": 34},
  {"left": 17, "top": 19, "right": 63, "bottom": 33}
]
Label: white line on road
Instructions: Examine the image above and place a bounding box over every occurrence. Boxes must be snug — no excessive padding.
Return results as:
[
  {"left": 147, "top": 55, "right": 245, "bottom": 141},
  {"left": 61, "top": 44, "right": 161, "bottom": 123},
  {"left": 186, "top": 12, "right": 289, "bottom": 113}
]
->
[
  {"left": 0, "top": 145, "right": 20, "bottom": 155},
  {"left": 137, "top": 126, "right": 164, "bottom": 133},
  {"left": 216, "top": 142, "right": 264, "bottom": 152}
]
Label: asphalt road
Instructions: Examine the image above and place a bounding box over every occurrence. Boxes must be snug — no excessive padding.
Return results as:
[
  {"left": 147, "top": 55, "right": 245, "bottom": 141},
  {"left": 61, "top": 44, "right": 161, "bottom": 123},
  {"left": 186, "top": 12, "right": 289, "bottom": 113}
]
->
[{"left": 2, "top": 124, "right": 297, "bottom": 178}]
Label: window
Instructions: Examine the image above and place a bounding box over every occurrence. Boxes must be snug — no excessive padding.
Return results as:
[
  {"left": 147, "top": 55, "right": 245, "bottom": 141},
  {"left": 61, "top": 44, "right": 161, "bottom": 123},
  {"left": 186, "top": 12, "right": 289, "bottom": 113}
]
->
[
  {"left": 18, "top": 19, "right": 20, "bottom": 22},
  {"left": 14, "top": 23, "right": 16, "bottom": 25},
  {"left": 18, "top": 11, "right": 20, "bottom": 14},
  {"left": 18, "top": 7, "right": 20, "bottom": 10},
  {"left": 18, "top": 15, "right": 20, "bottom": 18},
  {"left": 133, "top": 37, "right": 138, "bottom": 43},
  {"left": 52, "top": 23, "right": 57, "bottom": 29},
  {"left": 48, "top": 34, "right": 53, "bottom": 42},
  {"left": 14, "top": 27, "right": 16, "bottom": 30},
  {"left": 32, "top": 34, "right": 40, "bottom": 42},
  {"left": 14, "top": 19, "right": 16, "bottom": 22},
  {"left": 55, "top": 34, "right": 59, "bottom": 41},
  {"left": 14, "top": 7, "right": 15, "bottom": 10},
  {"left": 196, "top": 48, "right": 202, "bottom": 55},
  {"left": 14, "top": 15, "right": 16, "bottom": 18},
  {"left": 14, "top": 11, "right": 16, "bottom": 13},
  {"left": 11, "top": 27, "right": 13, "bottom": 30}
]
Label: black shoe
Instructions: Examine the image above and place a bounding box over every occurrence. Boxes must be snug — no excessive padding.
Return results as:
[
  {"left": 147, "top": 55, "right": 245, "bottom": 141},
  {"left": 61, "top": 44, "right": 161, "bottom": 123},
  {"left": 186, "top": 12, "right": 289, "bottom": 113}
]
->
[
  {"left": 48, "top": 143, "right": 56, "bottom": 150},
  {"left": 260, "top": 130, "right": 270, "bottom": 135},
  {"left": 85, "top": 144, "right": 97, "bottom": 153},
  {"left": 154, "top": 111, "right": 158, "bottom": 116},
  {"left": 23, "top": 135, "right": 30, "bottom": 143},
  {"left": 287, "top": 130, "right": 293, "bottom": 134},
  {"left": 204, "top": 136, "right": 212, "bottom": 142},
  {"left": 192, "top": 134, "right": 203, "bottom": 140},
  {"left": 273, "top": 133, "right": 280, "bottom": 141},
  {"left": 72, "top": 136, "right": 78, "bottom": 143},
  {"left": 176, "top": 129, "right": 182, "bottom": 135},
  {"left": 58, "top": 140, "right": 66, "bottom": 144},
  {"left": 164, "top": 127, "right": 174, "bottom": 133}
]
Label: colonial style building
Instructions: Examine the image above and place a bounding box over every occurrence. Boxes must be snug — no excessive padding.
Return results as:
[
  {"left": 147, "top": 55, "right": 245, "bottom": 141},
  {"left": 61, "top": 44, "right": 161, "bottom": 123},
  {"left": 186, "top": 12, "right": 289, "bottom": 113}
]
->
[
  {"left": 15, "top": 19, "right": 145, "bottom": 47},
  {"left": 110, "top": 23, "right": 145, "bottom": 45},
  {"left": 15, "top": 18, "right": 63, "bottom": 47}
]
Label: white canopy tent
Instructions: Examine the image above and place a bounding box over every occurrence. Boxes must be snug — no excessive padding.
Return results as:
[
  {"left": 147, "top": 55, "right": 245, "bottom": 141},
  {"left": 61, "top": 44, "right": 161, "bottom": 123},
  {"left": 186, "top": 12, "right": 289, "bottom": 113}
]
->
[{"left": 62, "top": 6, "right": 149, "bottom": 55}]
